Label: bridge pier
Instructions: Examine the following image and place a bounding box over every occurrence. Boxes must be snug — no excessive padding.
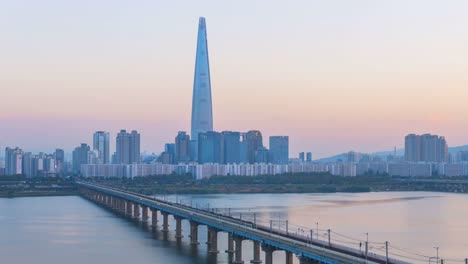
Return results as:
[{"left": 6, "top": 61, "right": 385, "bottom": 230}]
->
[
  {"left": 207, "top": 227, "right": 219, "bottom": 253},
  {"left": 189, "top": 221, "right": 199, "bottom": 245},
  {"left": 225, "top": 233, "right": 235, "bottom": 254},
  {"left": 142, "top": 206, "right": 149, "bottom": 223},
  {"left": 110, "top": 197, "right": 115, "bottom": 210},
  {"left": 250, "top": 241, "right": 262, "bottom": 264},
  {"left": 175, "top": 216, "right": 183, "bottom": 239},
  {"left": 120, "top": 199, "right": 126, "bottom": 214},
  {"left": 126, "top": 201, "right": 133, "bottom": 217},
  {"left": 133, "top": 203, "right": 140, "bottom": 220},
  {"left": 162, "top": 212, "right": 169, "bottom": 232},
  {"left": 118, "top": 198, "right": 124, "bottom": 214},
  {"left": 298, "top": 256, "right": 319, "bottom": 264},
  {"left": 262, "top": 244, "right": 276, "bottom": 264},
  {"left": 285, "top": 251, "right": 294, "bottom": 264},
  {"left": 151, "top": 209, "right": 158, "bottom": 227},
  {"left": 233, "top": 236, "right": 244, "bottom": 264},
  {"left": 113, "top": 197, "right": 118, "bottom": 211}
]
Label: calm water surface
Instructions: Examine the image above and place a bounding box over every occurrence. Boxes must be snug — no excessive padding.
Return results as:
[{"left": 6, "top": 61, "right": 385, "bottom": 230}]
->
[{"left": 1, "top": 192, "right": 467, "bottom": 264}]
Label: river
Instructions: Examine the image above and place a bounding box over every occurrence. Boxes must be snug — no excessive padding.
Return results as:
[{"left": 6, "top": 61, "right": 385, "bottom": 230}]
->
[{"left": 1, "top": 192, "right": 467, "bottom": 263}]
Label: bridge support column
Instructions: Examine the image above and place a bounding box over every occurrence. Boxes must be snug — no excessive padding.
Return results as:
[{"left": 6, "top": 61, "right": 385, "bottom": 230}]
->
[
  {"left": 115, "top": 198, "right": 119, "bottom": 211},
  {"left": 142, "top": 206, "right": 149, "bottom": 222},
  {"left": 175, "top": 216, "right": 183, "bottom": 239},
  {"left": 262, "top": 245, "right": 276, "bottom": 264},
  {"left": 233, "top": 236, "right": 244, "bottom": 264},
  {"left": 133, "top": 203, "right": 140, "bottom": 220},
  {"left": 189, "top": 221, "right": 199, "bottom": 245},
  {"left": 250, "top": 241, "right": 262, "bottom": 264},
  {"left": 207, "top": 227, "right": 219, "bottom": 253},
  {"left": 285, "top": 251, "right": 293, "bottom": 264},
  {"left": 162, "top": 212, "right": 169, "bottom": 232},
  {"left": 120, "top": 199, "right": 126, "bottom": 214},
  {"left": 298, "top": 256, "right": 317, "bottom": 264},
  {"left": 225, "top": 233, "right": 235, "bottom": 254},
  {"left": 151, "top": 209, "right": 158, "bottom": 227},
  {"left": 126, "top": 201, "right": 132, "bottom": 217},
  {"left": 118, "top": 199, "right": 124, "bottom": 213}
]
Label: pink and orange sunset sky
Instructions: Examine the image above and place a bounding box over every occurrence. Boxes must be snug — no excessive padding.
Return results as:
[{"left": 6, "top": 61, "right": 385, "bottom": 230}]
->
[{"left": 1, "top": 0, "right": 467, "bottom": 158}]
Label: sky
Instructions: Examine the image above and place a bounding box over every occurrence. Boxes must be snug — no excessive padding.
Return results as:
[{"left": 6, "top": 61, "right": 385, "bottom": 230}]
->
[{"left": 1, "top": 0, "right": 467, "bottom": 158}]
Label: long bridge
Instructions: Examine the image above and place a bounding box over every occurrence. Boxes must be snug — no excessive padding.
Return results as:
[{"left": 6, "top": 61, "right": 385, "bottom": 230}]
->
[{"left": 77, "top": 181, "right": 413, "bottom": 264}]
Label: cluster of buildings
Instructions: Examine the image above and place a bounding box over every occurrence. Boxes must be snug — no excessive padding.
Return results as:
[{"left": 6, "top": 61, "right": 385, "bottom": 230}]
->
[
  {"left": 2, "top": 147, "right": 65, "bottom": 177},
  {"left": 160, "top": 131, "right": 290, "bottom": 165},
  {"left": 2, "top": 19, "right": 467, "bottom": 181},
  {"left": 72, "top": 130, "right": 140, "bottom": 174}
]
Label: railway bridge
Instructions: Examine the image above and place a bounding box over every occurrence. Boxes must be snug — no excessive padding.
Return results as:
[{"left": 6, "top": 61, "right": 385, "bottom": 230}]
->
[{"left": 77, "top": 181, "right": 411, "bottom": 264}]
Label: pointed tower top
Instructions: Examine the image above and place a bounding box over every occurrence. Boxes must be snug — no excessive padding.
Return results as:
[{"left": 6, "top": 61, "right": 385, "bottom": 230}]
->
[{"left": 199, "top": 17, "right": 206, "bottom": 30}]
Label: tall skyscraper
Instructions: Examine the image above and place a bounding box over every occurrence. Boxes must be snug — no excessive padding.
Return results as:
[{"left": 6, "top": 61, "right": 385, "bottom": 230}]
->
[
  {"left": 191, "top": 17, "right": 213, "bottom": 155},
  {"left": 175, "top": 131, "right": 191, "bottom": 163},
  {"left": 245, "top": 130, "right": 263, "bottom": 164},
  {"left": 116, "top": 130, "right": 141, "bottom": 164},
  {"left": 5, "top": 147, "right": 23, "bottom": 175},
  {"left": 269, "top": 136, "right": 289, "bottom": 164},
  {"left": 405, "top": 134, "right": 448, "bottom": 162},
  {"left": 93, "top": 131, "right": 110, "bottom": 164}
]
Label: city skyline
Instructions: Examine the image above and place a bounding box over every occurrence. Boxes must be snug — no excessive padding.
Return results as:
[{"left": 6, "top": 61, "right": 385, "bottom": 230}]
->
[{"left": 1, "top": 1, "right": 468, "bottom": 158}]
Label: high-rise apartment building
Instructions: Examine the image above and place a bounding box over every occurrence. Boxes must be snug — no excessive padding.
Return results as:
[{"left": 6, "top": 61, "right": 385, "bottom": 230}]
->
[
  {"left": 299, "top": 152, "right": 305, "bottom": 162},
  {"left": 175, "top": 131, "right": 191, "bottom": 163},
  {"left": 22, "top": 152, "right": 33, "bottom": 177},
  {"left": 347, "top": 151, "right": 361, "bottom": 162},
  {"left": 405, "top": 134, "right": 448, "bottom": 162},
  {"left": 116, "top": 130, "right": 140, "bottom": 164},
  {"left": 222, "top": 131, "right": 241, "bottom": 164},
  {"left": 191, "top": 17, "right": 214, "bottom": 159},
  {"left": 93, "top": 131, "right": 110, "bottom": 164},
  {"left": 255, "top": 147, "right": 269, "bottom": 163},
  {"left": 5, "top": 147, "right": 23, "bottom": 175},
  {"left": 198, "top": 131, "right": 222, "bottom": 164},
  {"left": 32, "top": 153, "right": 45, "bottom": 176},
  {"left": 269, "top": 136, "right": 289, "bottom": 164},
  {"left": 245, "top": 130, "right": 263, "bottom": 164},
  {"left": 72, "top": 143, "right": 90, "bottom": 174},
  {"left": 306, "top": 152, "right": 312, "bottom": 162},
  {"left": 54, "top": 149, "right": 65, "bottom": 175}
]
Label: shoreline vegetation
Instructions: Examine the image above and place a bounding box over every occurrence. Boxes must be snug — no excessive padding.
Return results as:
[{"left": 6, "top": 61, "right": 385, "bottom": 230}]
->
[
  {"left": 1, "top": 173, "right": 468, "bottom": 197},
  {"left": 86, "top": 173, "right": 468, "bottom": 195}
]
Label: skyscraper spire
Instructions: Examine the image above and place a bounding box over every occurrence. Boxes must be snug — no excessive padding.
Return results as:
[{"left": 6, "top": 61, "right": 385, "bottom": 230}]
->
[{"left": 191, "top": 17, "right": 213, "bottom": 142}]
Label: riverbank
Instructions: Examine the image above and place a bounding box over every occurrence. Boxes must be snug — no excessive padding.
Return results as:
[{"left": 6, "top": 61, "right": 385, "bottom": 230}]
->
[
  {"left": 0, "top": 190, "right": 78, "bottom": 198},
  {"left": 87, "top": 174, "right": 468, "bottom": 195}
]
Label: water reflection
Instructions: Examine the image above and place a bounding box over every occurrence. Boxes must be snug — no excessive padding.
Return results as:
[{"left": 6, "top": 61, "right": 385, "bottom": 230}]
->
[{"left": 0, "top": 192, "right": 467, "bottom": 264}]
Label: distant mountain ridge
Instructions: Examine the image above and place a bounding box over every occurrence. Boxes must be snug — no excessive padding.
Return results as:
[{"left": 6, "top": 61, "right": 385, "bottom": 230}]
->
[{"left": 315, "top": 145, "right": 468, "bottom": 163}]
